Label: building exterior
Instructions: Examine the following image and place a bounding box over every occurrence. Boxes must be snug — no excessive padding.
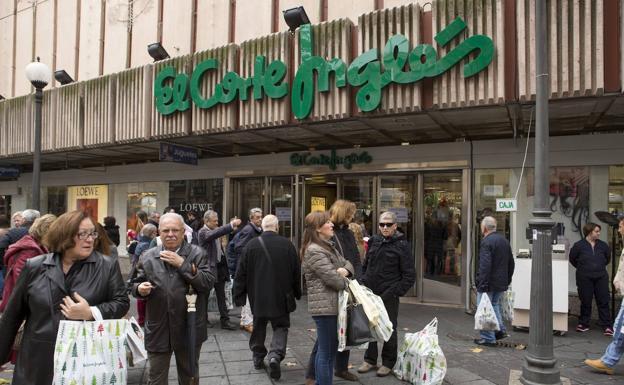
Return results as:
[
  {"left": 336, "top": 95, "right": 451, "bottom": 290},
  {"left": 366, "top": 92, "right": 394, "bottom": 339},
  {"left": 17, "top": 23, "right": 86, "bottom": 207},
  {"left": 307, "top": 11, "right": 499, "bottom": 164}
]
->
[{"left": 0, "top": 0, "right": 623, "bottom": 310}]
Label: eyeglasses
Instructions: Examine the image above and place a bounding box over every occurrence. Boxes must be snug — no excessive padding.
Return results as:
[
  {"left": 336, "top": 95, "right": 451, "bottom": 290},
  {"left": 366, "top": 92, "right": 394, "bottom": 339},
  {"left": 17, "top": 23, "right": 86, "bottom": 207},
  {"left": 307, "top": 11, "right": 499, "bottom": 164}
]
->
[
  {"left": 77, "top": 231, "right": 99, "bottom": 240},
  {"left": 379, "top": 223, "right": 395, "bottom": 228}
]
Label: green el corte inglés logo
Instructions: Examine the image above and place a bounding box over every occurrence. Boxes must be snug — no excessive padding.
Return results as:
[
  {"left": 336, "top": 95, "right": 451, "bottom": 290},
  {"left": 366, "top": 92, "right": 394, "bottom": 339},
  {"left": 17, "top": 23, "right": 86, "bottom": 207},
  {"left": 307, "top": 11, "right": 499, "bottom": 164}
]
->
[{"left": 154, "top": 17, "right": 494, "bottom": 118}]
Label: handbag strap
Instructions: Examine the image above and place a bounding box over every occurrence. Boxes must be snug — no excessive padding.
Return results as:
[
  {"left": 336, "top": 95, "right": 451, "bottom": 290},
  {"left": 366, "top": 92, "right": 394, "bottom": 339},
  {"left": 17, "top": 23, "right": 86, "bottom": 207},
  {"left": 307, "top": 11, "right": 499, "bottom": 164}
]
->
[{"left": 258, "top": 237, "right": 290, "bottom": 295}]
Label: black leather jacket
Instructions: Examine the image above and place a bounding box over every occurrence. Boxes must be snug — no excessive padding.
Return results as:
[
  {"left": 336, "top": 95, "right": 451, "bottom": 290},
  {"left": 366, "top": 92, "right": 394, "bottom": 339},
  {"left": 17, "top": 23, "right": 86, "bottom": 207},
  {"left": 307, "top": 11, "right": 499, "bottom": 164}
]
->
[
  {"left": 132, "top": 241, "right": 215, "bottom": 352},
  {"left": 0, "top": 252, "right": 129, "bottom": 384}
]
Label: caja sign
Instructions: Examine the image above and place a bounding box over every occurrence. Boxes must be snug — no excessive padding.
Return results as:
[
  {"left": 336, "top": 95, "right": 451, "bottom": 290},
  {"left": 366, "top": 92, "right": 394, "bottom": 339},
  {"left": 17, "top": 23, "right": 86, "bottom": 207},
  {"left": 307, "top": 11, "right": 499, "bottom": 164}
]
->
[{"left": 155, "top": 17, "right": 494, "bottom": 119}]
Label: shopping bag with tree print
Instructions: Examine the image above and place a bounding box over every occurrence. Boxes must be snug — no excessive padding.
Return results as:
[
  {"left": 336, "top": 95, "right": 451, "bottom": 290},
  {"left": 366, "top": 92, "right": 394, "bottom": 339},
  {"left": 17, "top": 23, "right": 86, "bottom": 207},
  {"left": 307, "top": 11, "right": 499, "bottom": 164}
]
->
[
  {"left": 53, "top": 319, "right": 129, "bottom": 385},
  {"left": 474, "top": 294, "right": 500, "bottom": 331},
  {"left": 337, "top": 289, "right": 349, "bottom": 352},
  {"left": 393, "top": 318, "right": 446, "bottom": 385}
]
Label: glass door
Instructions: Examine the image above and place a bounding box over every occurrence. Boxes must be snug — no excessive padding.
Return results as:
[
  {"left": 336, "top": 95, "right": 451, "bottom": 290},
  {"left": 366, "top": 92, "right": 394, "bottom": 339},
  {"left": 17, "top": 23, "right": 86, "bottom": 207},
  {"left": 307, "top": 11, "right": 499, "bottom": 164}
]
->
[
  {"left": 340, "top": 176, "right": 375, "bottom": 237},
  {"left": 421, "top": 171, "right": 463, "bottom": 304},
  {"left": 232, "top": 178, "right": 266, "bottom": 223},
  {"left": 270, "top": 176, "right": 294, "bottom": 239}
]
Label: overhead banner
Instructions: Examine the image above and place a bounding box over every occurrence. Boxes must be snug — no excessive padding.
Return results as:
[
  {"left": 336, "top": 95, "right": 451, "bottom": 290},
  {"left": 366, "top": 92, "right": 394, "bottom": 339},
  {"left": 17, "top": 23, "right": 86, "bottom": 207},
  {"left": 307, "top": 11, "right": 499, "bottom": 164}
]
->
[{"left": 67, "top": 185, "right": 109, "bottom": 223}]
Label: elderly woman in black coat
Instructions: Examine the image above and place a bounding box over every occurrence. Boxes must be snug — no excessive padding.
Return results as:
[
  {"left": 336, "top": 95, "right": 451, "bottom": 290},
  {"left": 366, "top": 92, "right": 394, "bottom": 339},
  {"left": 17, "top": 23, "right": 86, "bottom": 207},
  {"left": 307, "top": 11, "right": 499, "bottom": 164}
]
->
[{"left": 0, "top": 210, "right": 129, "bottom": 384}]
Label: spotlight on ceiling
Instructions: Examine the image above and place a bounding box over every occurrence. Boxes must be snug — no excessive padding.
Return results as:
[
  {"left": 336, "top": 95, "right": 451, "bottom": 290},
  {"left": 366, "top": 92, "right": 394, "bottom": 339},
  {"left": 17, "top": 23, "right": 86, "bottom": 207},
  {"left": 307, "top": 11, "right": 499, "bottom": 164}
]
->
[
  {"left": 147, "top": 42, "right": 170, "bottom": 62},
  {"left": 54, "top": 69, "right": 74, "bottom": 85},
  {"left": 282, "top": 6, "right": 310, "bottom": 33}
]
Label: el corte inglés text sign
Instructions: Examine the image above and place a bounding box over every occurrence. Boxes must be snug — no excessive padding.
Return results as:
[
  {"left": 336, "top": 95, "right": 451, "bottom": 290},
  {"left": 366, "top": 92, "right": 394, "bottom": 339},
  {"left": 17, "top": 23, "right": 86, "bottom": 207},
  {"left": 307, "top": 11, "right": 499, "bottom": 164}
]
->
[{"left": 155, "top": 17, "right": 494, "bottom": 118}]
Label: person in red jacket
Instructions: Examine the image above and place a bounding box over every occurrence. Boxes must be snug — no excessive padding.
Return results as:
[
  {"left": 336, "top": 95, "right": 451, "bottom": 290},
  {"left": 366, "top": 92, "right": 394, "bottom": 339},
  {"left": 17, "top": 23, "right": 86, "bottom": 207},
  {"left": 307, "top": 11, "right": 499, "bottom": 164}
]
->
[{"left": 0, "top": 214, "right": 57, "bottom": 312}]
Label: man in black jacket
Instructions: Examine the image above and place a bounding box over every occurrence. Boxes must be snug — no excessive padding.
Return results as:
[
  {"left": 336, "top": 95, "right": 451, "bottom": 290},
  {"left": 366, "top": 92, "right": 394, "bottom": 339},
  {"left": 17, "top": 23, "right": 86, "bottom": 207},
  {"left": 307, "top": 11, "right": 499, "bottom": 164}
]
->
[
  {"left": 133, "top": 213, "right": 215, "bottom": 385},
  {"left": 233, "top": 215, "right": 301, "bottom": 380},
  {"left": 474, "top": 216, "right": 514, "bottom": 346},
  {"left": 358, "top": 211, "right": 416, "bottom": 377},
  {"left": 198, "top": 210, "right": 241, "bottom": 330}
]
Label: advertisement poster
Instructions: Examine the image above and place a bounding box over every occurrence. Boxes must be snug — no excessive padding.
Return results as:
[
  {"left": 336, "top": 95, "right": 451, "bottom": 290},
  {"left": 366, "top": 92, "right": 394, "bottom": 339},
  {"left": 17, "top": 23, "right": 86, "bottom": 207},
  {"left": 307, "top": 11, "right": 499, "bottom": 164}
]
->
[
  {"left": 67, "top": 185, "right": 108, "bottom": 224},
  {"left": 311, "top": 196, "right": 326, "bottom": 212}
]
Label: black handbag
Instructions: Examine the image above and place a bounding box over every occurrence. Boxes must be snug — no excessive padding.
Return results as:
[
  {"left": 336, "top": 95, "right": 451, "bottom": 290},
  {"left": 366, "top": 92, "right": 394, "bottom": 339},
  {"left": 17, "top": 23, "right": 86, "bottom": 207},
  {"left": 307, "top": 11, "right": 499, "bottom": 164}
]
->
[{"left": 346, "top": 302, "right": 374, "bottom": 346}]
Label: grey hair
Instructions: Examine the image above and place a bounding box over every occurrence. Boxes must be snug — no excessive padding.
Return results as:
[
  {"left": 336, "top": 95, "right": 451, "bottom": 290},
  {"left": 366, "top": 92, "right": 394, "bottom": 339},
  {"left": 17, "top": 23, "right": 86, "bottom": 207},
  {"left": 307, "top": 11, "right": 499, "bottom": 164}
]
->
[
  {"left": 261, "top": 215, "right": 278, "bottom": 231},
  {"left": 160, "top": 212, "right": 185, "bottom": 228},
  {"left": 203, "top": 210, "right": 218, "bottom": 221},
  {"left": 140, "top": 223, "right": 158, "bottom": 237},
  {"left": 379, "top": 211, "right": 397, "bottom": 223},
  {"left": 21, "top": 209, "right": 41, "bottom": 225},
  {"left": 148, "top": 211, "right": 160, "bottom": 220},
  {"left": 249, "top": 207, "right": 262, "bottom": 218},
  {"left": 11, "top": 211, "right": 22, "bottom": 220},
  {"left": 481, "top": 216, "right": 497, "bottom": 232}
]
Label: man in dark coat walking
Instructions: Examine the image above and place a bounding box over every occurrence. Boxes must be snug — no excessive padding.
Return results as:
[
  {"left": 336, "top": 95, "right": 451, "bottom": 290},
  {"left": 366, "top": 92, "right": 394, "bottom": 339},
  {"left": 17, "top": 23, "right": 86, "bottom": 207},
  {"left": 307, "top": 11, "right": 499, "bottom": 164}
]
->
[
  {"left": 133, "top": 213, "right": 215, "bottom": 385},
  {"left": 198, "top": 210, "right": 241, "bottom": 330},
  {"left": 233, "top": 214, "right": 301, "bottom": 380},
  {"left": 358, "top": 211, "right": 416, "bottom": 377},
  {"left": 474, "top": 216, "right": 515, "bottom": 346}
]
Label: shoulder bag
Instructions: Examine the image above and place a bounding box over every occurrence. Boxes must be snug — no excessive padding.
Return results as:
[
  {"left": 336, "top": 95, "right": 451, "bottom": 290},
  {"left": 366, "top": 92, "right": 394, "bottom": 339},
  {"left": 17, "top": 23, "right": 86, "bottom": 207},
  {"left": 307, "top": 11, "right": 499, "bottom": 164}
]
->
[{"left": 258, "top": 237, "right": 297, "bottom": 313}]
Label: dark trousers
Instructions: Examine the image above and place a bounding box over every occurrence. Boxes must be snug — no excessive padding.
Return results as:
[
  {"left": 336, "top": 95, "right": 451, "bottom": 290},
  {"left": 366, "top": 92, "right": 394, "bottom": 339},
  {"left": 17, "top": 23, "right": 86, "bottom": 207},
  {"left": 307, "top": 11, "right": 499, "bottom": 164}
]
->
[
  {"left": 250, "top": 314, "right": 290, "bottom": 364},
  {"left": 577, "top": 273, "right": 612, "bottom": 327},
  {"left": 147, "top": 345, "right": 202, "bottom": 385},
  {"left": 364, "top": 295, "right": 399, "bottom": 369},
  {"left": 209, "top": 278, "right": 230, "bottom": 322},
  {"left": 305, "top": 339, "right": 350, "bottom": 379}
]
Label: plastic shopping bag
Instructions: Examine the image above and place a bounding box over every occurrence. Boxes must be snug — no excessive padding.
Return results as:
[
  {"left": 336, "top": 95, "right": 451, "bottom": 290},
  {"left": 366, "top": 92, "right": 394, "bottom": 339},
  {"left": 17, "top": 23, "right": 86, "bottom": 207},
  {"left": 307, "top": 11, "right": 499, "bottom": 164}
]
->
[
  {"left": 500, "top": 289, "right": 514, "bottom": 321},
  {"left": 126, "top": 317, "right": 148, "bottom": 365},
  {"left": 393, "top": 318, "right": 447, "bottom": 385},
  {"left": 349, "top": 280, "right": 394, "bottom": 342},
  {"left": 474, "top": 294, "right": 500, "bottom": 331},
  {"left": 53, "top": 319, "right": 129, "bottom": 385},
  {"left": 337, "top": 289, "right": 349, "bottom": 352},
  {"left": 208, "top": 279, "right": 234, "bottom": 312}
]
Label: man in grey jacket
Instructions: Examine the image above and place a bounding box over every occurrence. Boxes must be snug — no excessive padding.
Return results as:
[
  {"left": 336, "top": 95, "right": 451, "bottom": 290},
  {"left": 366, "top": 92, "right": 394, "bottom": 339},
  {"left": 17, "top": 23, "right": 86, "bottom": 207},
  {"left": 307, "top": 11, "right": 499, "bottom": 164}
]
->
[{"left": 133, "top": 213, "right": 215, "bottom": 385}]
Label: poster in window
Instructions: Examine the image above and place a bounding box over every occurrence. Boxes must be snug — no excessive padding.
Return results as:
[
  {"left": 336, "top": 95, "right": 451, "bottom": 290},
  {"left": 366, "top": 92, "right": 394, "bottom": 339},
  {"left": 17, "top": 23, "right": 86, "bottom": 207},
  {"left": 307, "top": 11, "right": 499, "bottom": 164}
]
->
[
  {"left": 311, "top": 196, "right": 326, "bottom": 213},
  {"left": 67, "top": 185, "right": 108, "bottom": 224}
]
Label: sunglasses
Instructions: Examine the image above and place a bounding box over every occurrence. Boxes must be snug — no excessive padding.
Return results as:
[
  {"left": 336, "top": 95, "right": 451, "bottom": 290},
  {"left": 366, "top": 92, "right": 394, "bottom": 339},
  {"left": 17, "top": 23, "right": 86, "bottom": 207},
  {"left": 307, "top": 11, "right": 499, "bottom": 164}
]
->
[{"left": 379, "top": 223, "right": 395, "bottom": 228}]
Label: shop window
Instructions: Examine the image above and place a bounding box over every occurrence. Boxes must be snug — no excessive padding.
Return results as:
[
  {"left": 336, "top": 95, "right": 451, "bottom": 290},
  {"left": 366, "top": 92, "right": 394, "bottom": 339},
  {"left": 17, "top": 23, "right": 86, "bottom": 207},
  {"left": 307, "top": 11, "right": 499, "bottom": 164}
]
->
[
  {"left": 47, "top": 187, "right": 67, "bottom": 216},
  {"left": 127, "top": 192, "right": 157, "bottom": 236},
  {"left": 0, "top": 195, "right": 10, "bottom": 217},
  {"left": 169, "top": 179, "right": 224, "bottom": 222}
]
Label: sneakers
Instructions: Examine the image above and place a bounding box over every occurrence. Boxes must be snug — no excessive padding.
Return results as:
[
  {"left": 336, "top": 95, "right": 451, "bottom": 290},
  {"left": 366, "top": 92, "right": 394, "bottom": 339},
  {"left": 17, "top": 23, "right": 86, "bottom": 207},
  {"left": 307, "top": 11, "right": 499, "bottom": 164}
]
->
[
  {"left": 584, "top": 358, "right": 614, "bottom": 375},
  {"left": 376, "top": 366, "right": 392, "bottom": 377},
  {"left": 357, "top": 362, "right": 378, "bottom": 373},
  {"left": 268, "top": 357, "right": 281, "bottom": 380},
  {"left": 334, "top": 370, "right": 358, "bottom": 381},
  {"left": 603, "top": 327, "right": 614, "bottom": 337},
  {"left": 473, "top": 338, "right": 497, "bottom": 347},
  {"left": 576, "top": 324, "right": 590, "bottom": 332}
]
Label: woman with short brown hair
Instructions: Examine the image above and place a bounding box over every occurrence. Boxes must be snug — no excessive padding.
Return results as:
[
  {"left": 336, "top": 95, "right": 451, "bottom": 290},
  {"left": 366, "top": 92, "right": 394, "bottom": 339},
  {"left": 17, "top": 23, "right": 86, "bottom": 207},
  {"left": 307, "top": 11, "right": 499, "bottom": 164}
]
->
[{"left": 0, "top": 210, "right": 129, "bottom": 384}]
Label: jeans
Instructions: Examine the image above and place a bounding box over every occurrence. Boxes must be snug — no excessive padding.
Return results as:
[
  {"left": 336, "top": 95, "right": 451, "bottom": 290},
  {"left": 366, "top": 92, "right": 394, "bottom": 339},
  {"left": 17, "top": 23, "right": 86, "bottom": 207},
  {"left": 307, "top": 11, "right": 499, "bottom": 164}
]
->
[
  {"left": 477, "top": 291, "right": 505, "bottom": 343},
  {"left": 305, "top": 340, "right": 350, "bottom": 379},
  {"left": 312, "top": 316, "right": 338, "bottom": 385},
  {"left": 601, "top": 299, "right": 624, "bottom": 367}
]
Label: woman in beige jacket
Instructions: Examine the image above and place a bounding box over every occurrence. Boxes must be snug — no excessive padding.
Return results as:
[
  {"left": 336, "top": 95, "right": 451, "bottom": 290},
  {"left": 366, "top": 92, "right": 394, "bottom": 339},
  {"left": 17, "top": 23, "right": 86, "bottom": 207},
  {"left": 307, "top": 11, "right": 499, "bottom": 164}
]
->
[
  {"left": 585, "top": 215, "right": 624, "bottom": 375},
  {"left": 302, "top": 211, "right": 354, "bottom": 385}
]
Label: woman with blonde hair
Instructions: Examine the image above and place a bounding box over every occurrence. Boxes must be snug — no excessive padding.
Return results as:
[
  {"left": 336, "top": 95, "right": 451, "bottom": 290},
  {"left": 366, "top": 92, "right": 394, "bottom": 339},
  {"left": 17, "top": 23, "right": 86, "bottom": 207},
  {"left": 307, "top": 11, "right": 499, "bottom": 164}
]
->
[
  {"left": 302, "top": 211, "right": 354, "bottom": 385},
  {"left": 349, "top": 222, "right": 366, "bottom": 265}
]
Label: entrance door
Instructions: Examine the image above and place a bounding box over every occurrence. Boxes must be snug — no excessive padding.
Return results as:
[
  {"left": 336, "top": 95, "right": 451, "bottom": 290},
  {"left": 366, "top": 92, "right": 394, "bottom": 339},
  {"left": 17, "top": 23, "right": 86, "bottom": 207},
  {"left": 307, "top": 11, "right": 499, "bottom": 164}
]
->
[
  {"left": 269, "top": 176, "right": 294, "bottom": 239},
  {"left": 340, "top": 176, "right": 375, "bottom": 237},
  {"left": 301, "top": 175, "right": 337, "bottom": 215},
  {"left": 421, "top": 171, "right": 464, "bottom": 304},
  {"left": 232, "top": 177, "right": 265, "bottom": 222}
]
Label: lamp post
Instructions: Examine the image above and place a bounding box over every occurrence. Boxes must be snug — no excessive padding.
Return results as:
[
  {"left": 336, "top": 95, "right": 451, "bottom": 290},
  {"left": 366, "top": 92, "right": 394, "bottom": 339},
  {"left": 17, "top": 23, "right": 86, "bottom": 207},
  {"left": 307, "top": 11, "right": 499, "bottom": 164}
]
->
[
  {"left": 520, "top": 1, "right": 560, "bottom": 384},
  {"left": 25, "top": 57, "right": 51, "bottom": 212}
]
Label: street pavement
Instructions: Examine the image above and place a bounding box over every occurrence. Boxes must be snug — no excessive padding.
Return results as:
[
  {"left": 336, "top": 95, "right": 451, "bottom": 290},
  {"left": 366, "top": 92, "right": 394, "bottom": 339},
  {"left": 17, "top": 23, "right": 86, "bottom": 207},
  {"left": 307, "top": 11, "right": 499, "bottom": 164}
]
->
[{"left": 2, "top": 296, "right": 623, "bottom": 385}]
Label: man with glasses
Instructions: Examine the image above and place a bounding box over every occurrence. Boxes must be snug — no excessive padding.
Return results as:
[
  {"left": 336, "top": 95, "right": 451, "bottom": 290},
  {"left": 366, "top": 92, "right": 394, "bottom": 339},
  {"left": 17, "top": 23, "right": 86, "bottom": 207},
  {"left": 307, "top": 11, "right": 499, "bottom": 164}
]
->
[
  {"left": 132, "top": 213, "right": 215, "bottom": 385},
  {"left": 358, "top": 211, "right": 415, "bottom": 377}
]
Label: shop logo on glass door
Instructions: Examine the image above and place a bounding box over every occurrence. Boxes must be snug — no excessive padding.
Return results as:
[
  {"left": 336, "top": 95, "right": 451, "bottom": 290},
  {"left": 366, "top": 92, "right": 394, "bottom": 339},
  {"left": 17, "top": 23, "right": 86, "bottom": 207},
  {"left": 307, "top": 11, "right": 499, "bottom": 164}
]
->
[{"left": 155, "top": 17, "right": 494, "bottom": 118}]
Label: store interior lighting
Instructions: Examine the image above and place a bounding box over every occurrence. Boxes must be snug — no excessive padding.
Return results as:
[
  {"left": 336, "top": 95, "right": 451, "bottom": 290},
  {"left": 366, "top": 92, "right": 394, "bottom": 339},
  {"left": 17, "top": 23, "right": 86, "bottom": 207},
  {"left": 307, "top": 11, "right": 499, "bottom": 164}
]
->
[
  {"left": 54, "top": 70, "right": 74, "bottom": 85},
  {"left": 283, "top": 6, "right": 310, "bottom": 32},
  {"left": 147, "top": 42, "right": 170, "bottom": 61}
]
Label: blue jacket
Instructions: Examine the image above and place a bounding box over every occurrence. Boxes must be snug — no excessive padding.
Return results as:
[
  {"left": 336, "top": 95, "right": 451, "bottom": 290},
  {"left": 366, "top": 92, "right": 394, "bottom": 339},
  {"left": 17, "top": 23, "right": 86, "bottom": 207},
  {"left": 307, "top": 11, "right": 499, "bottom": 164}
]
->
[
  {"left": 227, "top": 223, "right": 262, "bottom": 277},
  {"left": 476, "top": 232, "right": 514, "bottom": 293},
  {"left": 570, "top": 239, "right": 610, "bottom": 277}
]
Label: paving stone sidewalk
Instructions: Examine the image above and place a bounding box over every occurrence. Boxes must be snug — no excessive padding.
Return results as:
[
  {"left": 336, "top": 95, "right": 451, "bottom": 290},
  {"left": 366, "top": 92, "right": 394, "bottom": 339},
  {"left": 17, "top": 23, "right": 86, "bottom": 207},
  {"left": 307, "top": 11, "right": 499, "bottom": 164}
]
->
[{"left": 1, "top": 297, "right": 623, "bottom": 385}]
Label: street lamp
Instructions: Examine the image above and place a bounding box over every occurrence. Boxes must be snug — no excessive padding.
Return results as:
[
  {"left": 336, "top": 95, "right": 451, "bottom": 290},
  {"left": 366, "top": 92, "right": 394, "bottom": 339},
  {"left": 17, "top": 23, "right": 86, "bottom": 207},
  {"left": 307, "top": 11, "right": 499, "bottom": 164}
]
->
[
  {"left": 521, "top": 1, "right": 560, "bottom": 384},
  {"left": 25, "top": 57, "right": 51, "bottom": 211}
]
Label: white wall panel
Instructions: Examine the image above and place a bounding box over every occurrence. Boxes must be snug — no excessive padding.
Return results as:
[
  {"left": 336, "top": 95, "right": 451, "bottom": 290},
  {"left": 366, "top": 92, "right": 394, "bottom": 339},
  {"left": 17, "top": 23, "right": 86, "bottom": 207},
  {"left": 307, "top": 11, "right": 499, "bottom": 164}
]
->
[
  {"left": 235, "top": 0, "right": 272, "bottom": 43},
  {"left": 104, "top": 0, "right": 130, "bottom": 74},
  {"left": 195, "top": 0, "right": 230, "bottom": 50},
  {"left": 56, "top": 0, "right": 78, "bottom": 86},
  {"left": 34, "top": 0, "right": 54, "bottom": 83},
  {"left": 0, "top": 16, "right": 14, "bottom": 97},
  {"left": 14, "top": 4, "right": 34, "bottom": 96},
  {"left": 278, "top": 0, "right": 320, "bottom": 32},
  {"left": 78, "top": 0, "right": 103, "bottom": 81},
  {"left": 161, "top": 0, "right": 191, "bottom": 57},
  {"left": 0, "top": 1, "right": 13, "bottom": 18},
  {"left": 129, "top": 0, "right": 158, "bottom": 67},
  {"left": 327, "top": 0, "right": 374, "bottom": 23}
]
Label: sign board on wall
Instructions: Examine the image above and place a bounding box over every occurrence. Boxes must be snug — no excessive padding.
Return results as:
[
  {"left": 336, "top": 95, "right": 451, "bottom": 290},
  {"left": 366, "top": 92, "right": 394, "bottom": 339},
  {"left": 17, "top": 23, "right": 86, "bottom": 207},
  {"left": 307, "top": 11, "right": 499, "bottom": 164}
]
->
[
  {"left": 68, "top": 185, "right": 109, "bottom": 223},
  {"left": 159, "top": 142, "right": 198, "bottom": 165},
  {"left": 496, "top": 198, "right": 517, "bottom": 212},
  {"left": 311, "top": 196, "right": 326, "bottom": 212},
  {"left": 275, "top": 207, "right": 292, "bottom": 222}
]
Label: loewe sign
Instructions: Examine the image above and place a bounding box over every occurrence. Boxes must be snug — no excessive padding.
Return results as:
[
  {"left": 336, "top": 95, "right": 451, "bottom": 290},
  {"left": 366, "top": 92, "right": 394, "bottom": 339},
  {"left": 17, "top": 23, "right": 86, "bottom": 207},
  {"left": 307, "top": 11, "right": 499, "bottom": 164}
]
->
[{"left": 155, "top": 17, "right": 494, "bottom": 118}]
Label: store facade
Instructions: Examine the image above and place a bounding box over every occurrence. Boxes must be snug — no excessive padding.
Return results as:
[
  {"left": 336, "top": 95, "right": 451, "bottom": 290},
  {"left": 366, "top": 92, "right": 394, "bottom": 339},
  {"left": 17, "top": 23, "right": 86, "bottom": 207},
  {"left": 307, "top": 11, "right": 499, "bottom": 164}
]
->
[{"left": 0, "top": 0, "right": 623, "bottom": 310}]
